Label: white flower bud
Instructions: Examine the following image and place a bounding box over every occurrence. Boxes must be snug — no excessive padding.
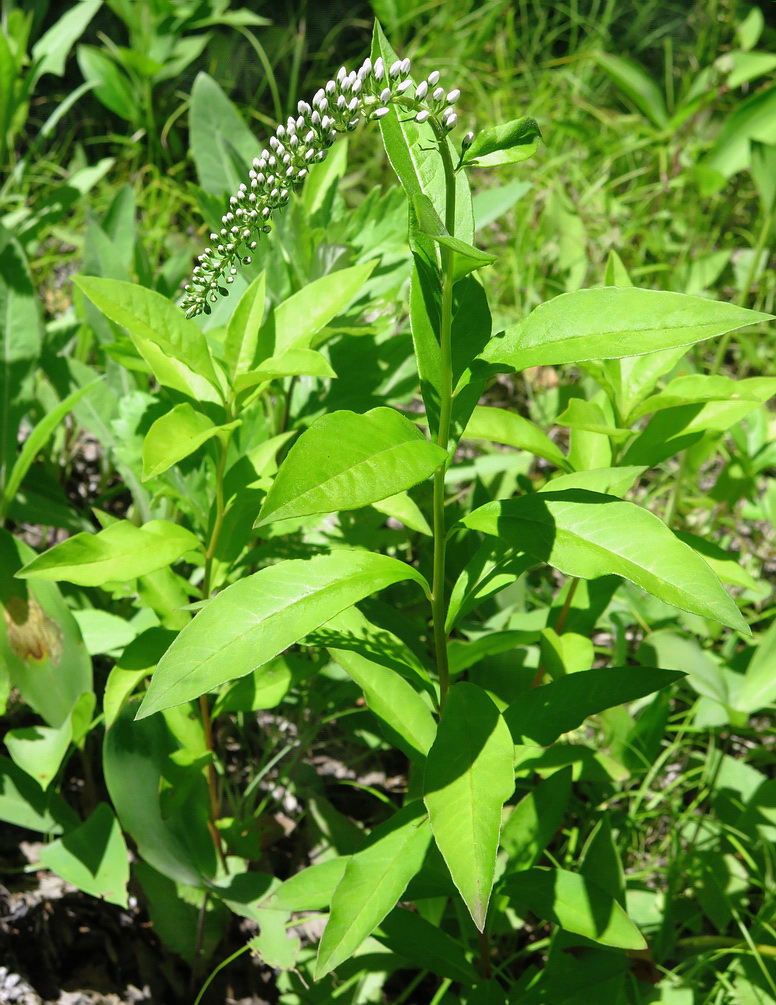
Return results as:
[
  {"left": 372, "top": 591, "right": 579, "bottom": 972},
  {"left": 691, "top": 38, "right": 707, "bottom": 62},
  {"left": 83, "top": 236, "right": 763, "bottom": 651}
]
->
[
  {"left": 447, "top": 89, "right": 460, "bottom": 103},
  {"left": 416, "top": 109, "right": 430, "bottom": 122},
  {"left": 390, "top": 60, "right": 402, "bottom": 77},
  {"left": 401, "top": 57, "right": 410, "bottom": 74},
  {"left": 311, "top": 110, "right": 321, "bottom": 126},
  {"left": 352, "top": 77, "right": 362, "bottom": 94},
  {"left": 416, "top": 80, "right": 428, "bottom": 99},
  {"left": 428, "top": 70, "right": 440, "bottom": 85},
  {"left": 296, "top": 116, "right": 305, "bottom": 129},
  {"left": 433, "top": 86, "right": 444, "bottom": 102},
  {"left": 443, "top": 106, "right": 454, "bottom": 119},
  {"left": 362, "top": 57, "right": 372, "bottom": 74},
  {"left": 337, "top": 94, "right": 346, "bottom": 109},
  {"left": 375, "top": 107, "right": 389, "bottom": 118},
  {"left": 374, "top": 57, "right": 384, "bottom": 80},
  {"left": 252, "top": 157, "right": 260, "bottom": 169},
  {"left": 348, "top": 96, "right": 359, "bottom": 112},
  {"left": 298, "top": 100, "right": 311, "bottom": 115},
  {"left": 305, "top": 148, "right": 315, "bottom": 160},
  {"left": 337, "top": 66, "right": 346, "bottom": 81},
  {"left": 444, "top": 112, "right": 457, "bottom": 130},
  {"left": 380, "top": 87, "right": 391, "bottom": 103},
  {"left": 397, "top": 79, "right": 411, "bottom": 94},
  {"left": 305, "top": 130, "right": 315, "bottom": 143},
  {"left": 313, "top": 89, "right": 325, "bottom": 106},
  {"left": 326, "top": 79, "right": 336, "bottom": 95}
]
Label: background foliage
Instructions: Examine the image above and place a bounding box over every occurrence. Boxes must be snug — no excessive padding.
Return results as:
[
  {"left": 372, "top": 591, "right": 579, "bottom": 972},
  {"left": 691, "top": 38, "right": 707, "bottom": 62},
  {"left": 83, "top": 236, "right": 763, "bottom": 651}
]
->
[{"left": 1, "top": 1, "right": 775, "bottom": 1003}]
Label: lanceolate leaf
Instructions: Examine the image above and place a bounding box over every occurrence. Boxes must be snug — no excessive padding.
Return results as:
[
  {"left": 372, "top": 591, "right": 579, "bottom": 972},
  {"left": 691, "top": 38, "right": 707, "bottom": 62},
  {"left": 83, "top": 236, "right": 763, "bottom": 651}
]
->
[
  {"left": 501, "top": 768, "right": 573, "bottom": 871},
  {"left": 315, "top": 802, "right": 432, "bottom": 978},
  {"left": 74, "top": 276, "right": 223, "bottom": 396},
  {"left": 462, "top": 490, "right": 749, "bottom": 633},
  {"left": 501, "top": 867, "right": 646, "bottom": 950},
  {"left": 233, "top": 348, "right": 335, "bottom": 391},
  {"left": 464, "top": 405, "right": 572, "bottom": 471},
  {"left": 223, "top": 271, "right": 266, "bottom": 379},
  {"left": 256, "top": 407, "right": 446, "bottom": 526},
  {"left": 38, "top": 803, "right": 129, "bottom": 907},
  {"left": 423, "top": 682, "right": 514, "bottom": 931},
  {"left": 462, "top": 116, "right": 541, "bottom": 168},
  {"left": 142, "top": 404, "right": 240, "bottom": 479},
  {"left": 16, "top": 520, "right": 200, "bottom": 587},
  {"left": 137, "top": 551, "right": 428, "bottom": 718},
  {"left": 479, "top": 288, "right": 772, "bottom": 373},
  {"left": 503, "top": 666, "right": 685, "bottom": 746}
]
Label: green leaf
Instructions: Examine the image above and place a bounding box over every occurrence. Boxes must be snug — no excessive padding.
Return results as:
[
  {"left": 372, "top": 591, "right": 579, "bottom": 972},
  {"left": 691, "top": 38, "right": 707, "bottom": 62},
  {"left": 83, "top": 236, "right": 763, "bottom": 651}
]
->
[
  {"left": 735, "top": 621, "right": 776, "bottom": 713},
  {"left": 256, "top": 407, "right": 446, "bottom": 526},
  {"left": 376, "top": 908, "right": 480, "bottom": 983},
  {"left": 371, "top": 21, "right": 474, "bottom": 247},
  {"left": 74, "top": 276, "right": 223, "bottom": 396},
  {"left": 737, "top": 7, "right": 764, "bottom": 50},
  {"left": 259, "top": 859, "right": 346, "bottom": 912},
  {"left": 103, "top": 702, "right": 207, "bottom": 886},
  {"left": 464, "top": 405, "right": 572, "bottom": 471},
  {"left": 674, "top": 531, "right": 759, "bottom": 591},
  {"left": 0, "top": 530, "right": 93, "bottom": 728},
  {"left": 233, "top": 348, "right": 335, "bottom": 392},
  {"left": 16, "top": 519, "right": 200, "bottom": 587},
  {"left": 501, "top": 867, "right": 646, "bottom": 950},
  {"left": 38, "top": 803, "right": 129, "bottom": 907},
  {"left": 76, "top": 45, "right": 136, "bottom": 122},
  {"left": 462, "top": 116, "right": 541, "bottom": 168},
  {"left": 315, "top": 801, "right": 432, "bottom": 978},
  {"left": 5, "top": 715, "right": 73, "bottom": 790},
  {"left": 260, "top": 261, "right": 377, "bottom": 357},
  {"left": 223, "top": 271, "right": 266, "bottom": 379},
  {"left": 556, "top": 399, "right": 631, "bottom": 441},
  {"left": 328, "top": 646, "right": 437, "bottom": 763},
  {"left": 631, "top": 374, "right": 776, "bottom": 420},
  {"left": 704, "top": 83, "right": 776, "bottom": 181},
  {"left": 462, "top": 490, "right": 749, "bottom": 633},
  {"left": 372, "top": 491, "right": 432, "bottom": 535},
  {"left": 592, "top": 52, "right": 668, "bottom": 128},
  {"left": 0, "top": 378, "right": 102, "bottom": 521},
  {"left": 0, "top": 755, "right": 78, "bottom": 834},
  {"left": 503, "top": 667, "right": 684, "bottom": 746},
  {"left": 501, "top": 768, "right": 573, "bottom": 871},
  {"left": 31, "top": 0, "right": 102, "bottom": 81},
  {"left": 473, "top": 180, "right": 531, "bottom": 230},
  {"left": 446, "top": 540, "right": 533, "bottom": 631},
  {"left": 479, "top": 288, "right": 772, "bottom": 372},
  {"left": 104, "top": 628, "right": 176, "bottom": 728},
  {"left": 189, "top": 72, "right": 261, "bottom": 196},
  {"left": 137, "top": 551, "right": 428, "bottom": 718},
  {"left": 423, "top": 682, "right": 515, "bottom": 931},
  {"left": 413, "top": 195, "right": 497, "bottom": 281},
  {"left": 142, "top": 403, "right": 240, "bottom": 480},
  {"left": 603, "top": 250, "right": 633, "bottom": 287},
  {"left": 542, "top": 466, "right": 646, "bottom": 498}
]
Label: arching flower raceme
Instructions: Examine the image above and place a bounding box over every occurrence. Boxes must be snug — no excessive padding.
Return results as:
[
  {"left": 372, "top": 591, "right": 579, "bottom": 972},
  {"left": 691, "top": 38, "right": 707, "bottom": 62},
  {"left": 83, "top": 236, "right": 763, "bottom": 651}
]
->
[{"left": 181, "top": 57, "right": 465, "bottom": 318}]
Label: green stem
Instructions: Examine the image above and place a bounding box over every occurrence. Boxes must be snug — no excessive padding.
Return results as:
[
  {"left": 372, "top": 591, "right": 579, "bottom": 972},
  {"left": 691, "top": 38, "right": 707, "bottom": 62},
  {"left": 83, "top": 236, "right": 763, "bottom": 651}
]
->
[
  {"left": 711, "top": 206, "right": 773, "bottom": 375},
  {"left": 430, "top": 123, "right": 457, "bottom": 711}
]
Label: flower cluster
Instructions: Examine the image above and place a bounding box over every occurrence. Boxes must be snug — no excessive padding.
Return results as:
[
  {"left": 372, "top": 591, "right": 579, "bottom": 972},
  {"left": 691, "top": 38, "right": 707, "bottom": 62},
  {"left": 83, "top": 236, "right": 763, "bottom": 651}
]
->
[{"left": 181, "top": 56, "right": 468, "bottom": 318}]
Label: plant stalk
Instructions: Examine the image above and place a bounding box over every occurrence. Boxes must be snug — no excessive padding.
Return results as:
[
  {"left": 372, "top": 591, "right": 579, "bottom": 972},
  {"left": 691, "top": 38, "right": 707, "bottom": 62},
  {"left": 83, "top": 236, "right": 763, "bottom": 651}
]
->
[{"left": 430, "top": 123, "right": 457, "bottom": 711}]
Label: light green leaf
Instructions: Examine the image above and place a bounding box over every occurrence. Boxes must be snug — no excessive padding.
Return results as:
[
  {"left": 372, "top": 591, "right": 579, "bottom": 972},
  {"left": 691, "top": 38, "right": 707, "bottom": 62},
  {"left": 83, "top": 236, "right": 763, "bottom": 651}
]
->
[
  {"left": 413, "top": 195, "right": 497, "bottom": 281},
  {"left": 5, "top": 715, "right": 73, "bottom": 790},
  {"left": 329, "top": 647, "right": 437, "bottom": 763},
  {"left": 103, "top": 702, "right": 207, "bottom": 886},
  {"left": 233, "top": 348, "right": 335, "bottom": 392},
  {"left": 464, "top": 405, "right": 572, "bottom": 471},
  {"left": 462, "top": 116, "right": 541, "bottom": 168},
  {"left": 674, "top": 531, "right": 760, "bottom": 591},
  {"left": 76, "top": 45, "right": 136, "bottom": 121},
  {"left": 376, "top": 907, "right": 480, "bottom": 983},
  {"left": 16, "top": 519, "right": 200, "bottom": 587},
  {"left": 262, "top": 261, "right": 377, "bottom": 356},
  {"left": 541, "top": 466, "right": 646, "bottom": 498},
  {"left": 104, "top": 628, "right": 176, "bottom": 728},
  {"left": 371, "top": 21, "right": 474, "bottom": 247},
  {"left": 190, "top": 72, "right": 261, "bottom": 196},
  {"left": 735, "top": 622, "right": 776, "bottom": 713},
  {"left": 74, "top": 276, "right": 223, "bottom": 396},
  {"left": 256, "top": 407, "right": 446, "bottom": 526},
  {"left": 631, "top": 374, "right": 776, "bottom": 420},
  {"left": 315, "top": 802, "right": 432, "bottom": 978},
  {"left": 0, "top": 378, "right": 102, "bottom": 521},
  {"left": 0, "top": 755, "right": 78, "bottom": 834},
  {"left": 479, "top": 288, "right": 772, "bottom": 372},
  {"left": 592, "top": 52, "right": 668, "bottom": 128},
  {"left": 503, "top": 667, "right": 684, "bottom": 746},
  {"left": 446, "top": 540, "right": 533, "bottom": 631},
  {"left": 71, "top": 609, "right": 137, "bottom": 655},
  {"left": 501, "top": 867, "right": 646, "bottom": 949},
  {"left": 137, "top": 551, "right": 428, "bottom": 718},
  {"left": 501, "top": 767, "right": 573, "bottom": 871},
  {"left": 473, "top": 180, "right": 531, "bottom": 230},
  {"left": 372, "top": 491, "right": 432, "bottom": 535},
  {"left": 223, "top": 271, "right": 266, "bottom": 379},
  {"left": 31, "top": 1, "right": 102, "bottom": 80},
  {"left": 556, "top": 399, "right": 631, "bottom": 441},
  {"left": 703, "top": 83, "right": 776, "bottom": 181},
  {"left": 737, "top": 7, "right": 764, "bottom": 50},
  {"left": 462, "top": 490, "right": 749, "bottom": 633},
  {"left": 142, "top": 403, "right": 240, "bottom": 480},
  {"left": 423, "top": 682, "right": 515, "bottom": 931},
  {"left": 38, "top": 803, "right": 129, "bottom": 907},
  {"left": 258, "top": 859, "right": 346, "bottom": 912}
]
